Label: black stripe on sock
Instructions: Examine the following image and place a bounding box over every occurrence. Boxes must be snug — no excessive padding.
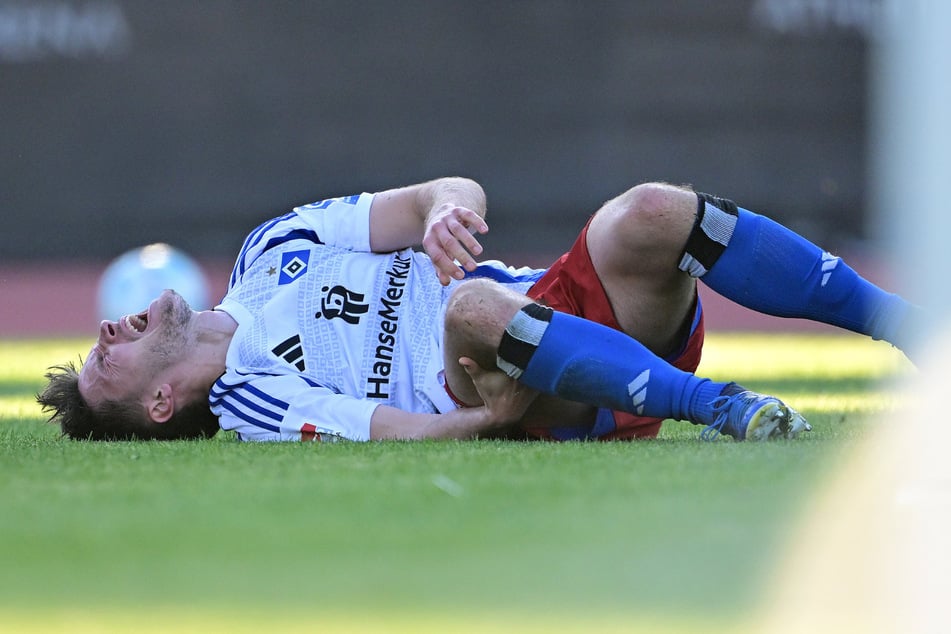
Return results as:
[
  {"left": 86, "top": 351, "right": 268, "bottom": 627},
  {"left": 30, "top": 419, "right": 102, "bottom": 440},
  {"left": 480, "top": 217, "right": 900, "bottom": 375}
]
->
[
  {"left": 697, "top": 192, "right": 738, "bottom": 217},
  {"left": 498, "top": 333, "right": 539, "bottom": 371},
  {"left": 681, "top": 192, "right": 739, "bottom": 273},
  {"left": 520, "top": 302, "right": 553, "bottom": 323},
  {"left": 497, "top": 303, "right": 553, "bottom": 374}
]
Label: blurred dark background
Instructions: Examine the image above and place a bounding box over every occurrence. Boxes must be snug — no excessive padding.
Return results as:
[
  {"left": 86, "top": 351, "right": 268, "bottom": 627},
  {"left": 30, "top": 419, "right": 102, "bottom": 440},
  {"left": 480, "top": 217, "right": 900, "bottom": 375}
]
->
[{"left": 2, "top": 0, "right": 875, "bottom": 264}]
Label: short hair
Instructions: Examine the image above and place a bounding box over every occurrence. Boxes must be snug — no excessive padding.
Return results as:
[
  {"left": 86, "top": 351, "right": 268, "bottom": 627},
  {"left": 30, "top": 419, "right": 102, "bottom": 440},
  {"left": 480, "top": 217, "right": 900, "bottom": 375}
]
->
[{"left": 36, "top": 361, "right": 219, "bottom": 441}]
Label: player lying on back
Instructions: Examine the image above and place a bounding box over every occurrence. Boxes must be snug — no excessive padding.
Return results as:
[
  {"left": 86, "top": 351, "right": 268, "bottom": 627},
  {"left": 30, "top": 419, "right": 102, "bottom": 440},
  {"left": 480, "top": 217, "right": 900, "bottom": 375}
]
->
[{"left": 38, "top": 176, "right": 923, "bottom": 442}]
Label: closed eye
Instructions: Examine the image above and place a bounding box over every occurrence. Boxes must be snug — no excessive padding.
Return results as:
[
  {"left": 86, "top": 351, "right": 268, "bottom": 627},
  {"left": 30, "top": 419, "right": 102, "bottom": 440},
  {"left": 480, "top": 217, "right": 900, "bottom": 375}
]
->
[{"left": 88, "top": 345, "right": 111, "bottom": 374}]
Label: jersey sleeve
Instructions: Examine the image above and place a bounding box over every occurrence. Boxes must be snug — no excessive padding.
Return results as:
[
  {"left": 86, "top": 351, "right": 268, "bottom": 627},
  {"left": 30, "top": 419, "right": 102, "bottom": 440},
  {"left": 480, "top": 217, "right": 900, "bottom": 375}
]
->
[
  {"left": 228, "top": 193, "right": 375, "bottom": 289},
  {"left": 292, "top": 192, "right": 374, "bottom": 251},
  {"left": 210, "top": 374, "right": 378, "bottom": 442}
]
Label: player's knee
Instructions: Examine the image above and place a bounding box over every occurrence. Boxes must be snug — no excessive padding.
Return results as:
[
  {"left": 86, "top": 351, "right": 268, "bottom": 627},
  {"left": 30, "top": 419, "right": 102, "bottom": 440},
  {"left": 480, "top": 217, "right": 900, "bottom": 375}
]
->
[
  {"left": 617, "top": 182, "right": 692, "bottom": 230},
  {"left": 445, "top": 279, "right": 496, "bottom": 330},
  {"left": 445, "top": 279, "right": 526, "bottom": 344},
  {"left": 590, "top": 183, "right": 696, "bottom": 258}
]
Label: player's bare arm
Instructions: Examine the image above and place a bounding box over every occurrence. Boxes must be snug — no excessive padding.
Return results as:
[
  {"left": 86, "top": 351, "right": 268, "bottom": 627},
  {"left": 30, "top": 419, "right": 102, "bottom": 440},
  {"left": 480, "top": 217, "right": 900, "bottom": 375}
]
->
[
  {"left": 368, "top": 177, "right": 489, "bottom": 285},
  {"left": 369, "top": 404, "right": 507, "bottom": 441},
  {"left": 368, "top": 356, "right": 537, "bottom": 440}
]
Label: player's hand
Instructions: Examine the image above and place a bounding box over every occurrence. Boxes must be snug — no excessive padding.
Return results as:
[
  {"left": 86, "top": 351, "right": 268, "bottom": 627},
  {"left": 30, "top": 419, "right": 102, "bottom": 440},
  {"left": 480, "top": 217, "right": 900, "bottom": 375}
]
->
[
  {"left": 422, "top": 203, "right": 488, "bottom": 286},
  {"left": 458, "top": 356, "right": 537, "bottom": 426}
]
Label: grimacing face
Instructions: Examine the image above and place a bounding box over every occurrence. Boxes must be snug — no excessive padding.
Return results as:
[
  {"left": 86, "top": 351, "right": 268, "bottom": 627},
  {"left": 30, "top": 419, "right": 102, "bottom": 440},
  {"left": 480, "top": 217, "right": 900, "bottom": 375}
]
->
[{"left": 78, "top": 289, "right": 194, "bottom": 409}]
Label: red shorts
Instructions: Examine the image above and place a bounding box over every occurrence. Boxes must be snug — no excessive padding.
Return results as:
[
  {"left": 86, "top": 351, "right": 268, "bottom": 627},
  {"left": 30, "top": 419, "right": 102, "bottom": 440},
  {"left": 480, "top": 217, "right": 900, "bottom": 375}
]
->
[{"left": 522, "top": 222, "right": 705, "bottom": 440}]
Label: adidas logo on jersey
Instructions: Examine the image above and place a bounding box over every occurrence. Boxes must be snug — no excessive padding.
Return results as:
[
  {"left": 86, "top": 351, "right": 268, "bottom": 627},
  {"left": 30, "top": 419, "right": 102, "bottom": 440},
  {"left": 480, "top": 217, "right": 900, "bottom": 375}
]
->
[
  {"left": 820, "top": 252, "right": 840, "bottom": 287},
  {"left": 627, "top": 369, "right": 650, "bottom": 416},
  {"left": 272, "top": 334, "right": 305, "bottom": 370}
]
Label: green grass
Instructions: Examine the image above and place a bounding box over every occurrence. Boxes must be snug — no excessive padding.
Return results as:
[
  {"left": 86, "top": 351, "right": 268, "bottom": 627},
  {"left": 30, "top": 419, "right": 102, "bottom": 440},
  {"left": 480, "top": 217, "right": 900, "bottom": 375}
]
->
[{"left": 0, "top": 334, "right": 911, "bottom": 632}]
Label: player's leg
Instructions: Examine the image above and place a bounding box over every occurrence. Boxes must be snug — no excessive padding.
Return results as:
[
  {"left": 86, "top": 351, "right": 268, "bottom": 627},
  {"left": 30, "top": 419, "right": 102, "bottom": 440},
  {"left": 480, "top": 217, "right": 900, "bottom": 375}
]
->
[
  {"left": 440, "top": 279, "right": 526, "bottom": 406},
  {"left": 439, "top": 280, "right": 587, "bottom": 435},
  {"left": 442, "top": 278, "right": 803, "bottom": 440},
  {"left": 691, "top": 193, "right": 920, "bottom": 347},
  {"left": 587, "top": 182, "right": 924, "bottom": 362},
  {"left": 584, "top": 182, "right": 701, "bottom": 358}
]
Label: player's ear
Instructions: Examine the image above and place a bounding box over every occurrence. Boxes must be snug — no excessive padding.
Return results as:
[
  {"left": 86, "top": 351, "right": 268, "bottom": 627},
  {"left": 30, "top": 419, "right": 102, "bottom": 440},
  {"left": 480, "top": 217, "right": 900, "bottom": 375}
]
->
[{"left": 147, "top": 383, "right": 175, "bottom": 424}]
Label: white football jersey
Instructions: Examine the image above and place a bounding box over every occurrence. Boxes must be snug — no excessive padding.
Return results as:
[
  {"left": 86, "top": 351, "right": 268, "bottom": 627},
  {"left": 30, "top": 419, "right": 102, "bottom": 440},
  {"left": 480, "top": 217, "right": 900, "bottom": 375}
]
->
[{"left": 209, "top": 193, "right": 545, "bottom": 441}]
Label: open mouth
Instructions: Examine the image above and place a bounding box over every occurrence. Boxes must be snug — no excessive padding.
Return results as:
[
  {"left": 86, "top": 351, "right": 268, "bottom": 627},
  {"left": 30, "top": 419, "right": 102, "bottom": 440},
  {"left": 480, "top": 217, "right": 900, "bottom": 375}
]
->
[{"left": 123, "top": 310, "right": 149, "bottom": 334}]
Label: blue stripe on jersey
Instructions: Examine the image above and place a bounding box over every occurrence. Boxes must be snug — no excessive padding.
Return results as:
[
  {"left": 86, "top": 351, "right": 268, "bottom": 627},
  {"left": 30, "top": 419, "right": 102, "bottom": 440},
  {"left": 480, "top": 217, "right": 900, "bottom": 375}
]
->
[
  {"left": 237, "top": 380, "right": 292, "bottom": 410},
  {"left": 215, "top": 398, "right": 281, "bottom": 433},
  {"left": 214, "top": 373, "right": 330, "bottom": 396},
  {"left": 230, "top": 211, "right": 301, "bottom": 286},
  {"left": 210, "top": 386, "right": 284, "bottom": 422},
  {"left": 260, "top": 228, "right": 323, "bottom": 255},
  {"left": 300, "top": 376, "right": 321, "bottom": 388},
  {"left": 210, "top": 378, "right": 293, "bottom": 434},
  {"left": 465, "top": 263, "right": 547, "bottom": 285},
  {"left": 211, "top": 378, "right": 292, "bottom": 412}
]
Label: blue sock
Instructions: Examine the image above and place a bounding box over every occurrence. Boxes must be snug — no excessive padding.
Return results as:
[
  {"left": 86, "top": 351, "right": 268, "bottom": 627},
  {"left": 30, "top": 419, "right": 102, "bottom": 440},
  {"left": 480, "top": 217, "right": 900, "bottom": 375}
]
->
[
  {"left": 701, "top": 207, "right": 911, "bottom": 344},
  {"left": 497, "top": 305, "right": 727, "bottom": 425}
]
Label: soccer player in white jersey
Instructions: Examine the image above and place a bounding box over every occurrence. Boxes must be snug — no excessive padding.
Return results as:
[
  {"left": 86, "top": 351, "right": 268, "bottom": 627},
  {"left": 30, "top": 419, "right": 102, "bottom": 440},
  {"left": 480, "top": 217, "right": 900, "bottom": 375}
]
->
[
  {"left": 209, "top": 189, "right": 545, "bottom": 442},
  {"left": 39, "top": 177, "right": 923, "bottom": 442}
]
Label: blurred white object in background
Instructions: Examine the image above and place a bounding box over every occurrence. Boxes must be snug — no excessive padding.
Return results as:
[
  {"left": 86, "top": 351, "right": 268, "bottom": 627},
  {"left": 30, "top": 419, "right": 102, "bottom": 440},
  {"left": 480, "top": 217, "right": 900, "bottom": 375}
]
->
[{"left": 97, "top": 243, "right": 210, "bottom": 321}]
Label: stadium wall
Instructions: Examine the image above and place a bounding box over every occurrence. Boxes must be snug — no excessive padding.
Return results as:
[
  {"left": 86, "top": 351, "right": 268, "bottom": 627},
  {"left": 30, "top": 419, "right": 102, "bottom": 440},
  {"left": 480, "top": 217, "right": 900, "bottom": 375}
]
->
[{"left": 2, "top": 0, "right": 873, "bottom": 263}]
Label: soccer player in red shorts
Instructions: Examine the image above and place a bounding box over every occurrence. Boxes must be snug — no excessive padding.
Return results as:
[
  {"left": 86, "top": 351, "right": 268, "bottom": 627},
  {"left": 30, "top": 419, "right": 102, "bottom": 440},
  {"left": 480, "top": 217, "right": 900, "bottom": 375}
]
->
[
  {"left": 441, "top": 182, "right": 922, "bottom": 442},
  {"left": 521, "top": 219, "right": 705, "bottom": 440}
]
